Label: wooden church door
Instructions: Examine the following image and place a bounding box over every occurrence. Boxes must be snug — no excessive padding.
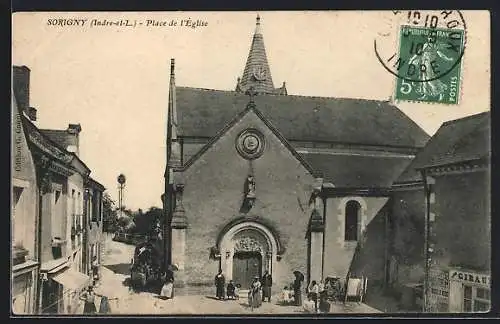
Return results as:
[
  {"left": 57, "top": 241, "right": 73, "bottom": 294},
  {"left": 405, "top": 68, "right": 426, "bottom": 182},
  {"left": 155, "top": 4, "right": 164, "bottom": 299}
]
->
[{"left": 232, "top": 251, "right": 262, "bottom": 289}]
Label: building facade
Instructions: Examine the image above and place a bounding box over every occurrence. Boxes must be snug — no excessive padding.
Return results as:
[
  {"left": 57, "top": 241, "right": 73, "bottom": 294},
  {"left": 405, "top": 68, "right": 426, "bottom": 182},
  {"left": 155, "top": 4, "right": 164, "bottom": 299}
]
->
[
  {"left": 12, "top": 65, "right": 106, "bottom": 314},
  {"left": 163, "top": 16, "right": 430, "bottom": 290},
  {"left": 384, "top": 112, "right": 491, "bottom": 312},
  {"left": 83, "top": 178, "right": 105, "bottom": 284},
  {"left": 420, "top": 113, "right": 491, "bottom": 313},
  {"left": 11, "top": 73, "right": 39, "bottom": 314}
]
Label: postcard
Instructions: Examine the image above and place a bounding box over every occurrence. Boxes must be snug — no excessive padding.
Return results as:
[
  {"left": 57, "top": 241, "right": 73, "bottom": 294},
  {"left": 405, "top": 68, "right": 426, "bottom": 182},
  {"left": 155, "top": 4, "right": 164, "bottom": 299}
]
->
[{"left": 11, "top": 10, "right": 490, "bottom": 316}]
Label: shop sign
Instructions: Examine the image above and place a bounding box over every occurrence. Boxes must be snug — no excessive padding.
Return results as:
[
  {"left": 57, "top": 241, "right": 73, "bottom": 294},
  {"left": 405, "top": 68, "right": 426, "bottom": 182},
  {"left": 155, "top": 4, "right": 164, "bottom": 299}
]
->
[{"left": 449, "top": 270, "right": 490, "bottom": 286}]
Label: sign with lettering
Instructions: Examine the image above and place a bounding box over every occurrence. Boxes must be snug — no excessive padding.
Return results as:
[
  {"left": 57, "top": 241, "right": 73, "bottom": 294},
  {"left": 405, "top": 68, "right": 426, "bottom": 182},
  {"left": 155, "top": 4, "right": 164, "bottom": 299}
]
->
[
  {"left": 14, "top": 113, "right": 23, "bottom": 172},
  {"left": 428, "top": 267, "right": 450, "bottom": 312},
  {"left": 449, "top": 270, "right": 490, "bottom": 287}
]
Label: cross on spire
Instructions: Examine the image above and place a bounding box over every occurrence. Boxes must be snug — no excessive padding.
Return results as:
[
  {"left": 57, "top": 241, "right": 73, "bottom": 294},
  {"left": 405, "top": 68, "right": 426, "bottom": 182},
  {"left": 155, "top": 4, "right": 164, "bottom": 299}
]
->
[{"left": 245, "top": 86, "right": 258, "bottom": 102}]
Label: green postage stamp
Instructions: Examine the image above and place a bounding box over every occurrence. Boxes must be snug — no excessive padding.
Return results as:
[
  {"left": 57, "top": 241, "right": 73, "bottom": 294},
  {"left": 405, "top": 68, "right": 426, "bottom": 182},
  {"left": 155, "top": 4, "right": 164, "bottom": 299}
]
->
[{"left": 393, "top": 26, "right": 465, "bottom": 104}]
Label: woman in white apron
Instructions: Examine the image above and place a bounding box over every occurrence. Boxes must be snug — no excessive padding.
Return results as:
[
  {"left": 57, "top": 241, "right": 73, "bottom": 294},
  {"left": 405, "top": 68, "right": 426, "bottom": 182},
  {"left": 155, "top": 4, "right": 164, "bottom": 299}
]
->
[{"left": 160, "top": 269, "right": 174, "bottom": 299}]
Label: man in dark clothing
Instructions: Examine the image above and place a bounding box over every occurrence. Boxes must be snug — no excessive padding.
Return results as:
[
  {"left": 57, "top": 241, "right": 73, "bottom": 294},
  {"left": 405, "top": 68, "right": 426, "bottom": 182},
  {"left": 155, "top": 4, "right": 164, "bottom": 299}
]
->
[
  {"left": 214, "top": 270, "right": 225, "bottom": 300},
  {"left": 261, "top": 270, "right": 273, "bottom": 302}
]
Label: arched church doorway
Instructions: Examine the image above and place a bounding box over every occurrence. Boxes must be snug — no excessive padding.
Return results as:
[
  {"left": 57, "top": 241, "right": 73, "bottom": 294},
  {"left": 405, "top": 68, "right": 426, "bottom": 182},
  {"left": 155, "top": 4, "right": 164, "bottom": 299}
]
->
[
  {"left": 218, "top": 220, "right": 280, "bottom": 289},
  {"left": 232, "top": 251, "right": 262, "bottom": 289}
]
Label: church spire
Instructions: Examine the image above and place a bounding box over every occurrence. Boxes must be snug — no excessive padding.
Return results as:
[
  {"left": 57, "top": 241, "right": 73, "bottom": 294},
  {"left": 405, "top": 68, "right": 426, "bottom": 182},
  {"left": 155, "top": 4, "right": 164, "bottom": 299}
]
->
[
  {"left": 167, "top": 58, "right": 181, "bottom": 170},
  {"left": 236, "top": 14, "right": 276, "bottom": 95}
]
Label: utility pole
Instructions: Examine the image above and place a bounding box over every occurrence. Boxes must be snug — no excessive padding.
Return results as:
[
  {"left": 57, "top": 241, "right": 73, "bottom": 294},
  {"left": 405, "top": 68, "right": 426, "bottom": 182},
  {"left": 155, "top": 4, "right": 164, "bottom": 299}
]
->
[{"left": 422, "top": 170, "right": 434, "bottom": 313}]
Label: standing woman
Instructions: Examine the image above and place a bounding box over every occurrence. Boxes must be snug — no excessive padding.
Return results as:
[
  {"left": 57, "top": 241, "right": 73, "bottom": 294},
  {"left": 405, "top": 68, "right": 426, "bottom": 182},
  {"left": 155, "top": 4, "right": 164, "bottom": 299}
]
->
[
  {"left": 293, "top": 272, "right": 304, "bottom": 306},
  {"left": 250, "top": 276, "right": 262, "bottom": 309},
  {"left": 261, "top": 270, "right": 273, "bottom": 302},
  {"left": 214, "top": 269, "right": 225, "bottom": 300},
  {"left": 81, "top": 286, "right": 97, "bottom": 314},
  {"left": 160, "top": 269, "right": 175, "bottom": 300},
  {"left": 98, "top": 295, "right": 120, "bottom": 314}
]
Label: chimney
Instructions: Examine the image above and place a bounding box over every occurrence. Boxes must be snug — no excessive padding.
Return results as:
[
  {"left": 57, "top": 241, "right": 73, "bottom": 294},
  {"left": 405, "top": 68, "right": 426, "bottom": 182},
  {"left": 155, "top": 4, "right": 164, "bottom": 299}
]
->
[
  {"left": 67, "top": 123, "right": 82, "bottom": 135},
  {"left": 26, "top": 107, "right": 37, "bottom": 121},
  {"left": 66, "top": 123, "right": 82, "bottom": 155},
  {"left": 12, "top": 66, "right": 31, "bottom": 113}
]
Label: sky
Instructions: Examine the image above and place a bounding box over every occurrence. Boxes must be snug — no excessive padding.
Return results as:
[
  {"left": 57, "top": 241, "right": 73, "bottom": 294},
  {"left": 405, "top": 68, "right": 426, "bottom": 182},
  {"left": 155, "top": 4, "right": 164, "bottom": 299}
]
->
[{"left": 12, "top": 11, "right": 490, "bottom": 210}]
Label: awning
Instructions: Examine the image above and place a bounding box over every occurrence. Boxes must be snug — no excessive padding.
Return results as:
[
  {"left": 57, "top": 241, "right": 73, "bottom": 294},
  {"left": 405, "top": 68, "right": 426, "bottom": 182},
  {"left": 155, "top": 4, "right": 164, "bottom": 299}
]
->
[
  {"left": 40, "top": 257, "right": 68, "bottom": 274},
  {"left": 52, "top": 268, "right": 91, "bottom": 291}
]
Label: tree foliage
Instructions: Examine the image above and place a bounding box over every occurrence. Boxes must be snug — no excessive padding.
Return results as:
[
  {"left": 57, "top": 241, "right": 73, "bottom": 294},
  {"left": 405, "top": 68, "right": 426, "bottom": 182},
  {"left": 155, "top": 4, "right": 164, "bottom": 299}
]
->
[
  {"left": 102, "top": 192, "right": 118, "bottom": 233},
  {"left": 130, "top": 207, "right": 163, "bottom": 236}
]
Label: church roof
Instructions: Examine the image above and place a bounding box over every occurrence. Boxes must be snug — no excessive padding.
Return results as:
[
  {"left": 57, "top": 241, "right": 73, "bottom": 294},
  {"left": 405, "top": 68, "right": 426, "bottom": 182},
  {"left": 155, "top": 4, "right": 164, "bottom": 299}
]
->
[
  {"left": 237, "top": 15, "right": 276, "bottom": 94},
  {"left": 178, "top": 100, "right": 318, "bottom": 177},
  {"left": 395, "top": 111, "right": 490, "bottom": 184},
  {"left": 175, "top": 86, "right": 430, "bottom": 148},
  {"left": 301, "top": 153, "right": 413, "bottom": 188}
]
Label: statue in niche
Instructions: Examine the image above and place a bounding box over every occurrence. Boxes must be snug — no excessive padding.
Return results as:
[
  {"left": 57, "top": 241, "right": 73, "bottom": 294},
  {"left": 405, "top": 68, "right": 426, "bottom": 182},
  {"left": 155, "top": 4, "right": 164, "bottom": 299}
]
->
[
  {"left": 240, "top": 175, "right": 256, "bottom": 213},
  {"left": 245, "top": 175, "right": 256, "bottom": 199}
]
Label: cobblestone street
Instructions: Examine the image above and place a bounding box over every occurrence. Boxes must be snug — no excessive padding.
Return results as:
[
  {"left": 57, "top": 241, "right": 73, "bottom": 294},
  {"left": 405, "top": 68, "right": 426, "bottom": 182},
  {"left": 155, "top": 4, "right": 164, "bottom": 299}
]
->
[{"left": 95, "top": 236, "right": 382, "bottom": 315}]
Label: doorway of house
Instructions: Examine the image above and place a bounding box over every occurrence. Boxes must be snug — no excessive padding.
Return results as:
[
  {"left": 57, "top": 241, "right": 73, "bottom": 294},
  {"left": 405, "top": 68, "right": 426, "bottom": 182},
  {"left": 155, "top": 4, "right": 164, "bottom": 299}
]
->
[{"left": 232, "top": 251, "right": 262, "bottom": 289}]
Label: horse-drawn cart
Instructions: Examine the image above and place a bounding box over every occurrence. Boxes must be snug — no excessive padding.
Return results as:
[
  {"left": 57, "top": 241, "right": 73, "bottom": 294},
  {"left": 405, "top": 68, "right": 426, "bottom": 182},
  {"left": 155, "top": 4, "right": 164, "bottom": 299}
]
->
[{"left": 130, "top": 239, "right": 164, "bottom": 290}]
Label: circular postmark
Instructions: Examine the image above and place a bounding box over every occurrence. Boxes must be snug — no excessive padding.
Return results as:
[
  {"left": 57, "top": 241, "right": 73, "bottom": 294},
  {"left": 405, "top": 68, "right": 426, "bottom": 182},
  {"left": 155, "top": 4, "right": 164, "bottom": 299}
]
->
[
  {"left": 374, "top": 10, "right": 467, "bottom": 104},
  {"left": 236, "top": 128, "right": 265, "bottom": 160},
  {"left": 374, "top": 10, "right": 467, "bottom": 83}
]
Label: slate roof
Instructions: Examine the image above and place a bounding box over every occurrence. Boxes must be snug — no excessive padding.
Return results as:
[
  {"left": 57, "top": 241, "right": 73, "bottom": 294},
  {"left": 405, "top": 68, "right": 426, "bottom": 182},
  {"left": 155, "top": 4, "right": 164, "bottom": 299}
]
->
[
  {"left": 22, "top": 117, "right": 91, "bottom": 174},
  {"left": 176, "top": 94, "right": 416, "bottom": 188},
  {"left": 178, "top": 101, "right": 318, "bottom": 177},
  {"left": 395, "top": 111, "right": 490, "bottom": 184},
  {"left": 87, "top": 177, "right": 106, "bottom": 191},
  {"left": 301, "top": 153, "right": 414, "bottom": 188},
  {"left": 39, "top": 129, "right": 70, "bottom": 149},
  {"left": 176, "top": 87, "right": 430, "bottom": 148},
  {"left": 22, "top": 116, "right": 74, "bottom": 164}
]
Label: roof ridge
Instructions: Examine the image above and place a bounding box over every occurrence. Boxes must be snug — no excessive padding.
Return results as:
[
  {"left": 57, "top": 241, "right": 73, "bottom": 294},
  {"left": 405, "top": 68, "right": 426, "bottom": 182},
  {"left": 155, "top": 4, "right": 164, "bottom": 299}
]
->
[
  {"left": 177, "top": 85, "right": 402, "bottom": 103},
  {"left": 39, "top": 128, "right": 68, "bottom": 132},
  {"left": 441, "top": 111, "right": 490, "bottom": 126}
]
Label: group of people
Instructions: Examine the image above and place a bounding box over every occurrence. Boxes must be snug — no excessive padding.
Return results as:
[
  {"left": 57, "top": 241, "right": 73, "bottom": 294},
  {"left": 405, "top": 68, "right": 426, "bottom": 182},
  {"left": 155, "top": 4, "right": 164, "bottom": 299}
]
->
[
  {"left": 276, "top": 274, "right": 336, "bottom": 313},
  {"left": 213, "top": 269, "right": 273, "bottom": 308},
  {"left": 302, "top": 279, "right": 337, "bottom": 313}
]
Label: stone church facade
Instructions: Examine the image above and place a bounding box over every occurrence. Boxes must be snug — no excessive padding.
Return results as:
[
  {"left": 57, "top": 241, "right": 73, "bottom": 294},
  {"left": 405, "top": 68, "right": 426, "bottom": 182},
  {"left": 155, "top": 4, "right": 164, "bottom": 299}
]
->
[{"left": 163, "top": 16, "right": 430, "bottom": 290}]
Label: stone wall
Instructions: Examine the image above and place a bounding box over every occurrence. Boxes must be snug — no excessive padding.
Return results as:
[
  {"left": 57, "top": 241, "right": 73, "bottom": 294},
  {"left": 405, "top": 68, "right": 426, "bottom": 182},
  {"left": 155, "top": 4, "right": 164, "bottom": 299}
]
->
[
  {"left": 433, "top": 171, "right": 490, "bottom": 271},
  {"left": 323, "top": 196, "right": 388, "bottom": 279},
  {"left": 179, "top": 110, "right": 314, "bottom": 288},
  {"left": 390, "top": 188, "right": 426, "bottom": 288}
]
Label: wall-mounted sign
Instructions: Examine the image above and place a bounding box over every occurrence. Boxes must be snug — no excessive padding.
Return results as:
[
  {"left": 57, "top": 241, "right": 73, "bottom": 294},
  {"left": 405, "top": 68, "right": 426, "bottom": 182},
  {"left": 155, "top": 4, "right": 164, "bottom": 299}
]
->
[
  {"left": 449, "top": 269, "right": 490, "bottom": 287},
  {"left": 14, "top": 113, "right": 23, "bottom": 172}
]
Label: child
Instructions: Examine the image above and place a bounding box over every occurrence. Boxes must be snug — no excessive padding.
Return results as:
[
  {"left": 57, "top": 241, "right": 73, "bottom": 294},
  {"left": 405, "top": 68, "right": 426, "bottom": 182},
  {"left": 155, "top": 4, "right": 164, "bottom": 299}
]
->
[
  {"left": 279, "top": 286, "right": 292, "bottom": 305},
  {"left": 303, "top": 294, "right": 316, "bottom": 313},
  {"left": 226, "top": 280, "right": 236, "bottom": 300},
  {"left": 234, "top": 283, "right": 241, "bottom": 300},
  {"left": 318, "top": 292, "right": 331, "bottom": 313}
]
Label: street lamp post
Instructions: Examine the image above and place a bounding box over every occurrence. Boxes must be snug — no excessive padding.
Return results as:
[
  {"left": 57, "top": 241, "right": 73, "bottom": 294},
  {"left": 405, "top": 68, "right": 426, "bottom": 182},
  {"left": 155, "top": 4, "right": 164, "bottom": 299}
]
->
[{"left": 117, "top": 174, "right": 126, "bottom": 219}]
